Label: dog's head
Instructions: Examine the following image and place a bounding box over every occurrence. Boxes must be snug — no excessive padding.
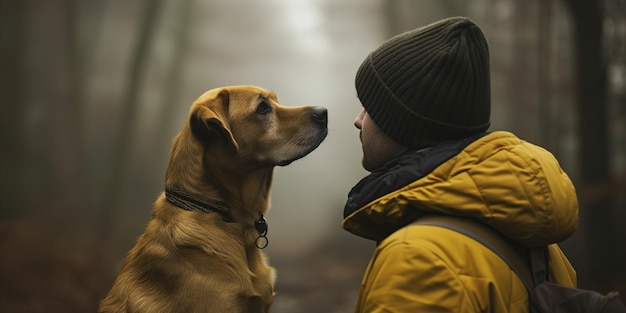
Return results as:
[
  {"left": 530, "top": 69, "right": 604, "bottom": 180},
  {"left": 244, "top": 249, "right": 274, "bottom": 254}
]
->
[
  {"left": 190, "top": 85, "right": 327, "bottom": 167},
  {"left": 166, "top": 86, "right": 327, "bottom": 190}
]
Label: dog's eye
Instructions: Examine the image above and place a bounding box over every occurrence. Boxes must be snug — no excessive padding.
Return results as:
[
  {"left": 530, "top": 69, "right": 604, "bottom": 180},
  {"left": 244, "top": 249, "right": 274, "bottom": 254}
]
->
[{"left": 256, "top": 101, "right": 273, "bottom": 115}]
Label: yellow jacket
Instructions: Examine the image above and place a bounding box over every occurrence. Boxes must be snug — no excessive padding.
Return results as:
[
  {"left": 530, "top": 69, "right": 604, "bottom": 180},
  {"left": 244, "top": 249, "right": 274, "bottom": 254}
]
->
[{"left": 342, "top": 131, "right": 578, "bottom": 312}]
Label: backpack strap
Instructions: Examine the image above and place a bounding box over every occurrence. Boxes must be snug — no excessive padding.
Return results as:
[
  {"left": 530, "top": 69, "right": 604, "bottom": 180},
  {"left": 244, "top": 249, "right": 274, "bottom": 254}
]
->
[
  {"left": 530, "top": 248, "right": 549, "bottom": 285},
  {"left": 413, "top": 215, "right": 535, "bottom": 291}
]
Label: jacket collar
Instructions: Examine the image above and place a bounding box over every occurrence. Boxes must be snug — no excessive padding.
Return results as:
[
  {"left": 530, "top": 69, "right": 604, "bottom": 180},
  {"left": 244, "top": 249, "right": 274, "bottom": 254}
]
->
[
  {"left": 344, "top": 133, "right": 487, "bottom": 219},
  {"left": 343, "top": 132, "right": 487, "bottom": 241}
]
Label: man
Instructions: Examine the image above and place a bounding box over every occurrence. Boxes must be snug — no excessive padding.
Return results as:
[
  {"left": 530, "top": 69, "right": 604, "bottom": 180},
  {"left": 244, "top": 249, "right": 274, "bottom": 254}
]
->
[{"left": 343, "top": 17, "right": 578, "bottom": 312}]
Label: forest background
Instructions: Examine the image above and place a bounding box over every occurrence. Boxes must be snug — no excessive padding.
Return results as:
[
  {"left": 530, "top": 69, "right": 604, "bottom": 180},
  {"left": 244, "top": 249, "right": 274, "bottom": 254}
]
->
[{"left": 1, "top": 0, "right": 625, "bottom": 312}]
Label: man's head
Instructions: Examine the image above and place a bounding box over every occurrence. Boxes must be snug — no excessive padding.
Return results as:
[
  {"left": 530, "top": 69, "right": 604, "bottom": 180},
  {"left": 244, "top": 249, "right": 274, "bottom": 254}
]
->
[{"left": 354, "top": 17, "right": 491, "bottom": 171}]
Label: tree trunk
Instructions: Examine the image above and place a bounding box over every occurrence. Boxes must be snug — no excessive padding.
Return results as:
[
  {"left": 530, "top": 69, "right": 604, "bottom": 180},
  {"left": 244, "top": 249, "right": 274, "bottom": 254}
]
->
[
  {"left": 564, "top": 0, "right": 614, "bottom": 291},
  {"left": 0, "top": 0, "right": 27, "bottom": 217},
  {"left": 98, "top": 0, "right": 164, "bottom": 239},
  {"left": 153, "top": 0, "right": 193, "bottom": 162},
  {"left": 537, "top": 0, "right": 557, "bottom": 150}
]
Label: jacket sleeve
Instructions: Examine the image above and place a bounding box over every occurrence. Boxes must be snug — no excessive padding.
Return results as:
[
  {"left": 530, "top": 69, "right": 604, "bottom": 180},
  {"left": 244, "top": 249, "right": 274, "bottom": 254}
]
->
[
  {"left": 358, "top": 241, "right": 474, "bottom": 313},
  {"left": 547, "top": 244, "right": 577, "bottom": 287}
]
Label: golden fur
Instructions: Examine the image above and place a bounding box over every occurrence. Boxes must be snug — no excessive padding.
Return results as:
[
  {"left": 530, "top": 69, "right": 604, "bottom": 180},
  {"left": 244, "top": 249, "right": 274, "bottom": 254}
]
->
[{"left": 99, "top": 86, "right": 328, "bottom": 313}]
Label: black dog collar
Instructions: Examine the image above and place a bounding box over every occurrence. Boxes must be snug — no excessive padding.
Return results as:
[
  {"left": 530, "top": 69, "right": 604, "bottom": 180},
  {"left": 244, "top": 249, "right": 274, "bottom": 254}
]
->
[
  {"left": 165, "top": 187, "right": 234, "bottom": 222},
  {"left": 165, "top": 187, "right": 269, "bottom": 249}
]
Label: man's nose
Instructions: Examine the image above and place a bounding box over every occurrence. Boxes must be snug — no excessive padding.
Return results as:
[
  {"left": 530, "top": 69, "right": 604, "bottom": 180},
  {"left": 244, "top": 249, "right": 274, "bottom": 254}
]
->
[{"left": 354, "top": 109, "right": 365, "bottom": 129}]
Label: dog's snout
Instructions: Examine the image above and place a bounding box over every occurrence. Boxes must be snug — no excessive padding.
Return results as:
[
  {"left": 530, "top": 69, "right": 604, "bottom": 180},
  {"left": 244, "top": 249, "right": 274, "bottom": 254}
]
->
[{"left": 310, "top": 107, "right": 328, "bottom": 126}]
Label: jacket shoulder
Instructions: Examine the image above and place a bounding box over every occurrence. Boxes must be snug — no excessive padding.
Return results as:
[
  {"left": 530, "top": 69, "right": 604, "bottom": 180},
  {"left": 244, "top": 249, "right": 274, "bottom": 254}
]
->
[{"left": 364, "top": 224, "right": 529, "bottom": 312}]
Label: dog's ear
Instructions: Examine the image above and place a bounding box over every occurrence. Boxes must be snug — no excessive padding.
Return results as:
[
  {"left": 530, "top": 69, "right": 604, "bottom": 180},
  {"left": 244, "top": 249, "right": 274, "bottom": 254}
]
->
[{"left": 190, "top": 89, "right": 239, "bottom": 151}]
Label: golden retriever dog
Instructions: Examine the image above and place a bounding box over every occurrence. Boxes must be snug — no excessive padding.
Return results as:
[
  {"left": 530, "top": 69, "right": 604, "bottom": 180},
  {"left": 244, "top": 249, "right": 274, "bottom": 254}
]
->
[{"left": 99, "top": 85, "right": 328, "bottom": 313}]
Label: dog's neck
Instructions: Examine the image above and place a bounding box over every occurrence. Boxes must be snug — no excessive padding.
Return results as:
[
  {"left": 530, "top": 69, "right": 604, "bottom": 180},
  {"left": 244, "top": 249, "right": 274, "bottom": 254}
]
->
[
  {"left": 164, "top": 186, "right": 270, "bottom": 249},
  {"left": 165, "top": 129, "right": 275, "bottom": 248},
  {"left": 165, "top": 128, "right": 274, "bottom": 212}
]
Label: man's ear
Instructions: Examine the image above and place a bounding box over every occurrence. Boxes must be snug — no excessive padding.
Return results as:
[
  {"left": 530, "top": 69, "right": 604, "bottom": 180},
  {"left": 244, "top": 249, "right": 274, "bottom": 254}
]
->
[{"left": 189, "top": 89, "right": 239, "bottom": 151}]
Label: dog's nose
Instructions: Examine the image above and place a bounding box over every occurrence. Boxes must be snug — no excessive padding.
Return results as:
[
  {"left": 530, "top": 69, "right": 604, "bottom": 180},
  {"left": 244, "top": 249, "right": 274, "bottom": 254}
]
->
[{"left": 310, "top": 106, "right": 328, "bottom": 126}]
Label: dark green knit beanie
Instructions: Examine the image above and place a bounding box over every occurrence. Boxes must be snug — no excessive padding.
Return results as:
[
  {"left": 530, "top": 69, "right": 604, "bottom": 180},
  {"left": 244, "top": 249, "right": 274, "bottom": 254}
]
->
[{"left": 355, "top": 17, "right": 491, "bottom": 149}]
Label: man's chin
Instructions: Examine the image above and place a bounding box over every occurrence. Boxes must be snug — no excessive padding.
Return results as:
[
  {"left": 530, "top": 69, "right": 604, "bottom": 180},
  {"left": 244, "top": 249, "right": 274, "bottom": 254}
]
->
[
  {"left": 361, "top": 158, "right": 376, "bottom": 172},
  {"left": 277, "top": 159, "right": 295, "bottom": 166}
]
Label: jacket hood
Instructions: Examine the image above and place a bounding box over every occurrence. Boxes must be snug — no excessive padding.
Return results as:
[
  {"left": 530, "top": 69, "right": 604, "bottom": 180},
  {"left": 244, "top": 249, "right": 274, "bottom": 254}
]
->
[{"left": 342, "top": 131, "right": 579, "bottom": 247}]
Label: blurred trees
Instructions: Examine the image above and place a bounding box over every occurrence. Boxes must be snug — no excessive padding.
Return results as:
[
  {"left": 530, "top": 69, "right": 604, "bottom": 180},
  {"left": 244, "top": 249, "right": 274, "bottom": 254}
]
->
[
  {"left": 0, "top": 0, "right": 193, "bottom": 311},
  {"left": 1, "top": 1, "right": 110, "bottom": 310},
  {"left": 0, "top": 0, "right": 624, "bottom": 311},
  {"left": 1, "top": 0, "right": 91, "bottom": 218}
]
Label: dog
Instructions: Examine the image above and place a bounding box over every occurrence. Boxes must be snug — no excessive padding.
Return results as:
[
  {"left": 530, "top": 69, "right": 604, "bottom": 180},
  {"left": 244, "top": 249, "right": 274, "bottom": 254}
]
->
[{"left": 99, "top": 85, "right": 328, "bottom": 313}]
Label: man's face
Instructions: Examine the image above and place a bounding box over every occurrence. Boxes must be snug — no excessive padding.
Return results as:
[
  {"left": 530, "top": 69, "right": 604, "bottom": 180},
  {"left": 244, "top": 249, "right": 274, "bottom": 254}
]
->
[{"left": 354, "top": 108, "right": 408, "bottom": 172}]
